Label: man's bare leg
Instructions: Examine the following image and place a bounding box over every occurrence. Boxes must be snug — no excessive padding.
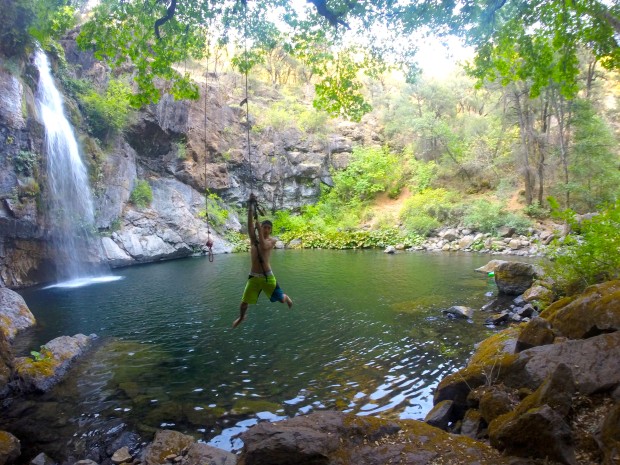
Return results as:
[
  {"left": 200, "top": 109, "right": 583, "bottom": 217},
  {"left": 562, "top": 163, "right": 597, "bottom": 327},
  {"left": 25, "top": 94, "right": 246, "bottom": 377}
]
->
[
  {"left": 233, "top": 302, "right": 248, "bottom": 328},
  {"left": 283, "top": 294, "right": 293, "bottom": 309}
]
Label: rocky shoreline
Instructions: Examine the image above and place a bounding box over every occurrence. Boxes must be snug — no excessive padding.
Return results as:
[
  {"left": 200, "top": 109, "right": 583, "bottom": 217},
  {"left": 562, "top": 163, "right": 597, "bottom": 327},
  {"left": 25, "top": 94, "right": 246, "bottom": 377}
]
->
[{"left": 0, "top": 258, "right": 618, "bottom": 465}]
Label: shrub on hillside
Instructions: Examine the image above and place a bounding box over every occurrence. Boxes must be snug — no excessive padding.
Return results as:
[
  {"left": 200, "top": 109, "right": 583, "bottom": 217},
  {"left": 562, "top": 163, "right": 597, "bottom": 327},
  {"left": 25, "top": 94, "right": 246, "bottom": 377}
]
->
[
  {"left": 331, "top": 147, "right": 402, "bottom": 202},
  {"left": 546, "top": 201, "right": 620, "bottom": 295},
  {"left": 399, "top": 188, "right": 461, "bottom": 230},
  {"left": 402, "top": 214, "right": 440, "bottom": 236},
  {"left": 130, "top": 180, "right": 153, "bottom": 208},
  {"left": 462, "top": 200, "right": 531, "bottom": 234},
  {"left": 80, "top": 79, "right": 132, "bottom": 141},
  {"left": 200, "top": 193, "right": 229, "bottom": 228}
]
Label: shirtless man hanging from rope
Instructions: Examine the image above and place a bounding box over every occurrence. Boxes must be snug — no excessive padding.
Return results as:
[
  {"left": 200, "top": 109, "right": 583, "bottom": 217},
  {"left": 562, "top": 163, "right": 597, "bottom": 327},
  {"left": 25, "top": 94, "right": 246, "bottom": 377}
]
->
[{"left": 233, "top": 193, "right": 293, "bottom": 328}]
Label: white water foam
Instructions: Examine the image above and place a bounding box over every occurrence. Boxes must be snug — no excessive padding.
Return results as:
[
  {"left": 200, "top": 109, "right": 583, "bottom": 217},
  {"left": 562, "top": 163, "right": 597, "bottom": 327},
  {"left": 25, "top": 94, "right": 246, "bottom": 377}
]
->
[{"left": 43, "top": 275, "right": 124, "bottom": 289}]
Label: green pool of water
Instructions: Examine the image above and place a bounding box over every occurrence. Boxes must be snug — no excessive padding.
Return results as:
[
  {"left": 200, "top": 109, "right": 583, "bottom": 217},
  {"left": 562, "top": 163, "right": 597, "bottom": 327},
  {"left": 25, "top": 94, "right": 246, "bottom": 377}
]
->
[{"left": 8, "top": 249, "right": 516, "bottom": 456}]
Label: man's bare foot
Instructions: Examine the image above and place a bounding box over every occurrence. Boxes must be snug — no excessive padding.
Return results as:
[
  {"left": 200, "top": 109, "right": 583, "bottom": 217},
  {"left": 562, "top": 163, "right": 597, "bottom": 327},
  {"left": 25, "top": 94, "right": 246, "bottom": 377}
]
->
[
  {"left": 284, "top": 295, "right": 293, "bottom": 309},
  {"left": 232, "top": 316, "right": 244, "bottom": 328}
]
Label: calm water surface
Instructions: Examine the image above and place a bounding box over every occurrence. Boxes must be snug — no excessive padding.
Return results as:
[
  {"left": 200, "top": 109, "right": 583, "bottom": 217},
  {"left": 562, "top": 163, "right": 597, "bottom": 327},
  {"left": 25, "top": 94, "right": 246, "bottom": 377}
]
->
[{"left": 8, "top": 250, "right": 509, "bottom": 457}]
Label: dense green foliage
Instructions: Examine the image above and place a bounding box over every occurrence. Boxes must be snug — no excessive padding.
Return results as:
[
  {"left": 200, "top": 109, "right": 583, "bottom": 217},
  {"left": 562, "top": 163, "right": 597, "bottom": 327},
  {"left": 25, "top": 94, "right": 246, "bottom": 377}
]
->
[
  {"left": 201, "top": 193, "right": 230, "bottom": 228},
  {"left": 462, "top": 200, "right": 531, "bottom": 235},
  {"left": 129, "top": 180, "right": 153, "bottom": 208},
  {"left": 559, "top": 99, "right": 620, "bottom": 211},
  {"left": 1, "top": 0, "right": 77, "bottom": 55},
  {"left": 75, "top": 0, "right": 410, "bottom": 114},
  {"left": 79, "top": 79, "right": 133, "bottom": 141},
  {"left": 271, "top": 147, "right": 421, "bottom": 248},
  {"left": 546, "top": 201, "right": 620, "bottom": 294},
  {"left": 329, "top": 147, "right": 402, "bottom": 202},
  {"left": 14, "top": 150, "right": 39, "bottom": 177},
  {"left": 33, "top": 0, "right": 609, "bottom": 123},
  {"left": 253, "top": 94, "right": 331, "bottom": 136},
  {"left": 271, "top": 144, "right": 538, "bottom": 248},
  {"left": 399, "top": 188, "right": 459, "bottom": 236}
]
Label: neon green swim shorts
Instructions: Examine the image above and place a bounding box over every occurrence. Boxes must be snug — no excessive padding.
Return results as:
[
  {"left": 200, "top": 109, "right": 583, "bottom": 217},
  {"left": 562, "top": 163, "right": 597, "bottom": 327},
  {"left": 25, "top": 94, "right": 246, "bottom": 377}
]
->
[{"left": 241, "top": 273, "right": 285, "bottom": 304}]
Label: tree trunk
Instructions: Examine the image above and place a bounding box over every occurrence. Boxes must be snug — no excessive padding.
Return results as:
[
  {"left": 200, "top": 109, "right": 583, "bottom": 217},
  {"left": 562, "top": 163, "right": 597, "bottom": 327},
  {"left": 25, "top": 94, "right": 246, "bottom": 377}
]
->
[
  {"left": 551, "top": 88, "right": 572, "bottom": 209},
  {"left": 513, "top": 86, "right": 534, "bottom": 205}
]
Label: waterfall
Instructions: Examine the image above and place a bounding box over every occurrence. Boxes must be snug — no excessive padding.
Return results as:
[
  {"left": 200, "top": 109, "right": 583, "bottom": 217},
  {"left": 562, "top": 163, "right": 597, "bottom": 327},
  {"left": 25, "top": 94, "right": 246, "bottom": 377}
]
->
[{"left": 34, "top": 50, "right": 119, "bottom": 288}]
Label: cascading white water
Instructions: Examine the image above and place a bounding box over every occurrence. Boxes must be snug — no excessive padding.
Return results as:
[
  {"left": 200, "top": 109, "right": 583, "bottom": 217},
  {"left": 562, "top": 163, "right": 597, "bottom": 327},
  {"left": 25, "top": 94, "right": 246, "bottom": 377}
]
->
[{"left": 35, "top": 50, "right": 119, "bottom": 287}]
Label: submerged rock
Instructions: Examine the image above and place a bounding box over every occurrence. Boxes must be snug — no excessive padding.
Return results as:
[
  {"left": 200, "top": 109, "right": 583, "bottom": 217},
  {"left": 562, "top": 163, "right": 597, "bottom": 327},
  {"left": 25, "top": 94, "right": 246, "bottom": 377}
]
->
[
  {"left": 442, "top": 305, "right": 474, "bottom": 319},
  {"left": 14, "top": 333, "right": 97, "bottom": 392}
]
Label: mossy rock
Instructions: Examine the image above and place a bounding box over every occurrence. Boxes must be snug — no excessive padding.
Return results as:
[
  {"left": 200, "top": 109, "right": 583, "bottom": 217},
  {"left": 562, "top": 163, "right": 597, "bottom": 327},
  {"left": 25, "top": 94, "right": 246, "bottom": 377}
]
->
[
  {"left": 0, "top": 430, "right": 21, "bottom": 465},
  {"left": 14, "top": 349, "right": 58, "bottom": 379},
  {"left": 239, "top": 411, "right": 515, "bottom": 465},
  {"left": 489, "top": 405, "right": 576, "bottom": 464},
  {"left": 0, "top": 287, "right": 36, "bottom": 340},
  {"left": 434, "top": 327, "right": 520, "bottom": 416},
  {"left": 515, "top": 316, "right": 555, "bottom": 352},
  {"left": 478, "top": 387, "right": 516, "bottom": 424},
  {"left": 541, "top": 280, "right": 620, "bottom": 339},
  {"left": 143, "top": 430, "right": 195, "bottom": 465}
]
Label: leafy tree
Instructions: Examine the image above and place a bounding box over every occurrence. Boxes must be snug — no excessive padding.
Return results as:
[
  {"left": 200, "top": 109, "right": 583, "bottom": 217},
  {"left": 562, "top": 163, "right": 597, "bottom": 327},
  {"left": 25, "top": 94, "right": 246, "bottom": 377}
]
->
[
  {"left": 75, "top": 0, "right": 412, "bottom": 116},
  {"left": 563, "top": 99, "right": 620, "bottom": 211},
  {"left": 449, "top": 0, "right": 620, "bottom": 99}
]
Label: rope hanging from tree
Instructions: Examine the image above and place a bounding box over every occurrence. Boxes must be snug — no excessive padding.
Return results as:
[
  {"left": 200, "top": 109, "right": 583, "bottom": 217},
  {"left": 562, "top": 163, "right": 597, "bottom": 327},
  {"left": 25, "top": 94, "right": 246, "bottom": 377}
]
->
[
  {"left": 203, "top": 43, "right": 214, "bottom": 262},
  {"left": 241, "top": 0, "right": 268, "bottom": 279},
  {"left": 241, "top": 0, "right": 254, "bottom": 195}
]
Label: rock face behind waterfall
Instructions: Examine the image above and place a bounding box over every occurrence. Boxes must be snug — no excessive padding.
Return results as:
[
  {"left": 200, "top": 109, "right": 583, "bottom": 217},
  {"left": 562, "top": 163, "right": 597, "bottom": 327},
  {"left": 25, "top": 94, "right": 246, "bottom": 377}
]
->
[{"left": 0, "top": 62, "right": 57, "bottom": 288}]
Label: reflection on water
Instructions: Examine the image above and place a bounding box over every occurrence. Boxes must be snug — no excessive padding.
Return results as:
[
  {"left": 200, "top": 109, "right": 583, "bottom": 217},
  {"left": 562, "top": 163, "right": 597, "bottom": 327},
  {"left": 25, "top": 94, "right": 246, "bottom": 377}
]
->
[{"left": 6, "top": 250, "right": 517, "bottom": 459}]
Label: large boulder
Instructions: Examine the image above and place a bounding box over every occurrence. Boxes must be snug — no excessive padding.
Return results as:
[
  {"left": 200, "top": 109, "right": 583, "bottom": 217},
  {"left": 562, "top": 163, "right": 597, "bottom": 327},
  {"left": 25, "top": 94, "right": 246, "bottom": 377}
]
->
[
  {"left": 103, "top": 177, "right": 235, "bottom": 266},
  {"left": 489, "top": 405, "right": 576, "bottom": 465},
  {"left": 515, "top": 316, "right": 555, "bottom": 352},
  {"left": 237, "top": 410, "right": 517, "bottom": 465},
  {"left": 0, "top": 431, "right": 20, "bottom": 465},
  {"left": 0, "top": 287, "right": 36, "bottom": 340},
  {"left": 503, "top": 331, "right": 620, "bottom": 395},
  {"left": 488, "top": 365, "right": 577, "bottom": 464},
  {"left": 540, "top": 280, "right": 620, "bottom": 339},
  {"left": 494, "top": 261, "right": 540, "bottom": 295},
  {"left": 143, "top": 430, "right": 196, "bottom": 465},
  {"left": 435, "top": 329, "right": 620, "bottom": 421},
  {"left": 0, "top": 331, "right": 13, "bottom": 398}
]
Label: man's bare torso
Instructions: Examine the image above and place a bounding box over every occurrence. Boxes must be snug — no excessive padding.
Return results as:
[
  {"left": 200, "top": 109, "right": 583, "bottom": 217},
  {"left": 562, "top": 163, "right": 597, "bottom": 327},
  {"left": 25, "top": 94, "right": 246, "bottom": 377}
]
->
[{"left": 250, "top": 238, "right": 275, "bottom": 274}]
